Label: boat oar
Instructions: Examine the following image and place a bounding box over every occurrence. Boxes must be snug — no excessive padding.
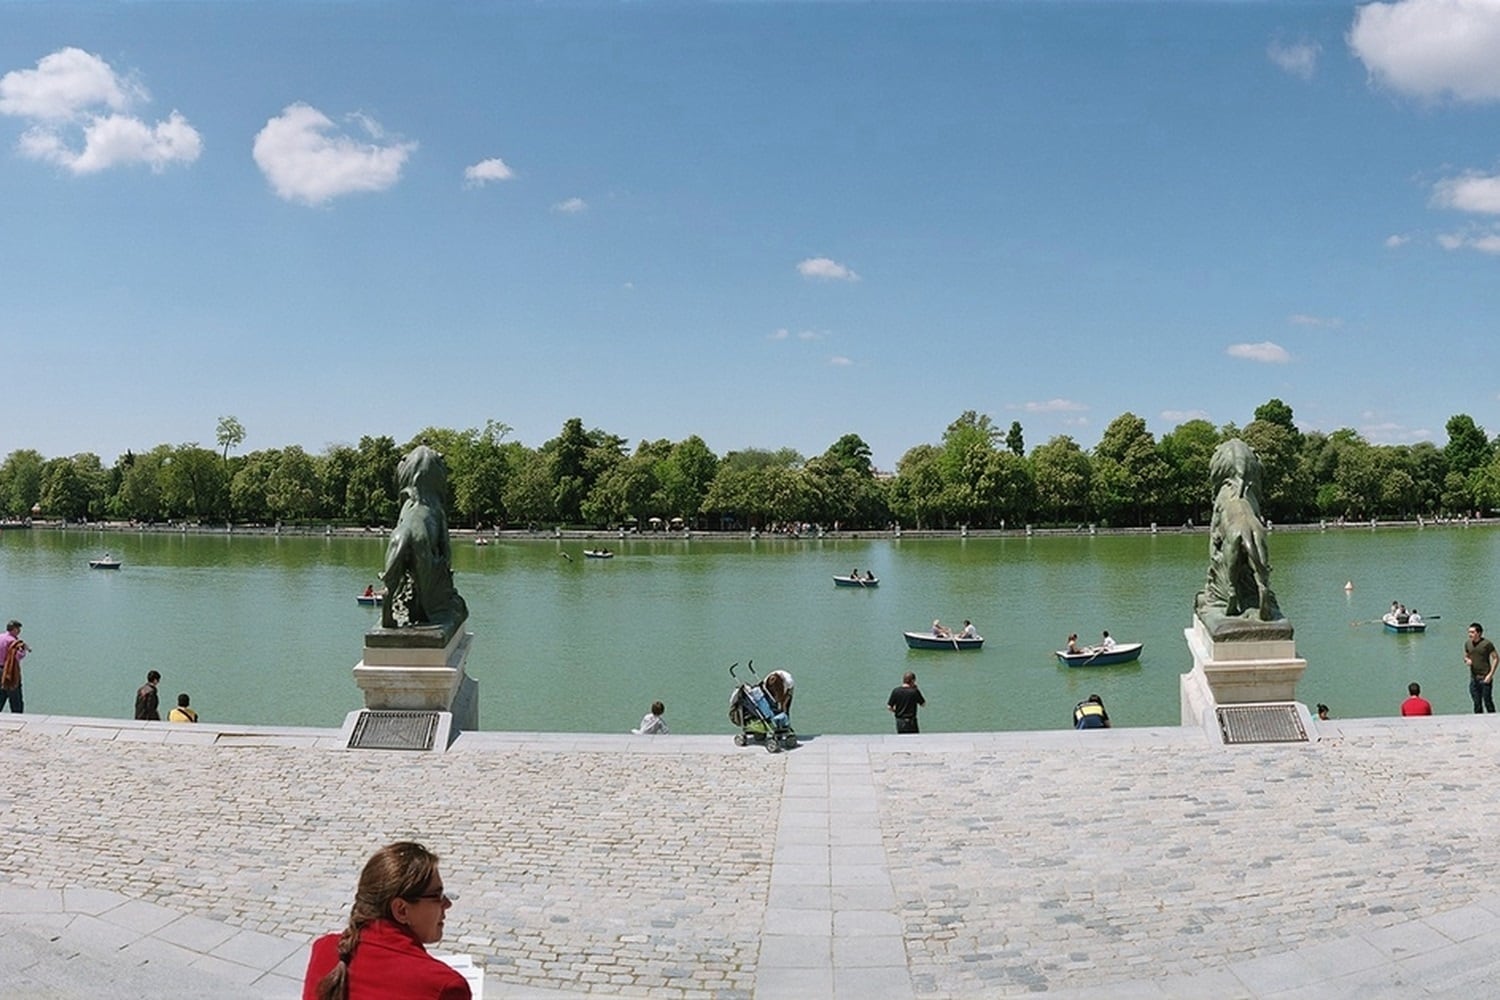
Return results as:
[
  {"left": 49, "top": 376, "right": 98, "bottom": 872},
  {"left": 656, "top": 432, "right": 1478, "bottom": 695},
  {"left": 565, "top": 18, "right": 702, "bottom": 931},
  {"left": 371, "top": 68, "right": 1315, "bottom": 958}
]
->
[{"left": 1082, "top": 646, "right": 1102, "bottom": 666}]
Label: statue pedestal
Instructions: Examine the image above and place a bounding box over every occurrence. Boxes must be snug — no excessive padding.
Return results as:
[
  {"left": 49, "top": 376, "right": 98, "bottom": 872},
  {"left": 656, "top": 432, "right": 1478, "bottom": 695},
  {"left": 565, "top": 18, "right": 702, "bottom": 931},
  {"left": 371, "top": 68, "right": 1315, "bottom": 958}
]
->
[
  {"left": 1181, "top": 616, "right": 1306, "bottom": 726},
  {"left": 352, "top": 625, "right": 478, "bottom": 733}
]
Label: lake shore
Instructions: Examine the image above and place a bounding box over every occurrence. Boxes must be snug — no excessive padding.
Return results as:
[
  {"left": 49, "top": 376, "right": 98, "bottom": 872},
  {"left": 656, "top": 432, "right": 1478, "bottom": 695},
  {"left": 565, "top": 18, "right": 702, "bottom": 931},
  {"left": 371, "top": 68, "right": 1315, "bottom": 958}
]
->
[{"left": 10, "top": 514, "right": 1490, "bottom": 541}]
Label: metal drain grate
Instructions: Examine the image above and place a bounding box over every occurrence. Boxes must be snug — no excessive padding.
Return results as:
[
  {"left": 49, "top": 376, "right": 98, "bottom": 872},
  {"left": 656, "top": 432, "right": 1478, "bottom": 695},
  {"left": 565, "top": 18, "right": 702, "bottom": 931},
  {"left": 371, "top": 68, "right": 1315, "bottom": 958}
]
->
[
  {"left": 1217, "top": 704, "right": 1307, "bottom": 744},
  {"left": 348, "top": 710, "right": 440, "bottom": 751}
]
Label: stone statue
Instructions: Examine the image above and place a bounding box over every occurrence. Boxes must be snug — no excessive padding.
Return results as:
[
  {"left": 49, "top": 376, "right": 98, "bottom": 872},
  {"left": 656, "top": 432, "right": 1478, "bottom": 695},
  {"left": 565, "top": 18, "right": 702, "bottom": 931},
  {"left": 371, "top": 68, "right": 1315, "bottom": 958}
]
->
[
  {"left": 379, "top": 445, "right": 468, "bottom": 633},
  {"left": 1194, "top": 438, "right": 1291, "bottom": 640}
]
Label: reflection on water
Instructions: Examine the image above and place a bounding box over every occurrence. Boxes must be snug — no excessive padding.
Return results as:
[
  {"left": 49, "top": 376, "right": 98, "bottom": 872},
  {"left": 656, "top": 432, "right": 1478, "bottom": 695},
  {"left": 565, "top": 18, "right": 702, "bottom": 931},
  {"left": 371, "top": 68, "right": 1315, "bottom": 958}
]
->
[{"left": 0, "top": 526, "right": 1494, "bottom": 734}]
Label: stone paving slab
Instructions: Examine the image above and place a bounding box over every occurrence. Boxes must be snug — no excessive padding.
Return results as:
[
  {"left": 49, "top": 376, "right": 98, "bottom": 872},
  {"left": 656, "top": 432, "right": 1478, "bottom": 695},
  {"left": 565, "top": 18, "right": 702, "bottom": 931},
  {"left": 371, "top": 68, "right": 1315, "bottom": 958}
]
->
[{"left": 2, "top": 713, "right": 1500, "bottom": 997}]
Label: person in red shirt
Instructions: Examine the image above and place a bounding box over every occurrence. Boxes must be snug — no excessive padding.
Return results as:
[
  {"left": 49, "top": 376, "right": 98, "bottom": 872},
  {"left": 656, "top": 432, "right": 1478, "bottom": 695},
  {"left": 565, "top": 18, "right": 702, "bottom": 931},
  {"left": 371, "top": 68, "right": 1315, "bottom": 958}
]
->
[
  {"left": 1400, "top": 681, "right": 1433, "bottom": 717},
  {"left": 303, "top": 842, "right": 470, "bottom": 1000}
]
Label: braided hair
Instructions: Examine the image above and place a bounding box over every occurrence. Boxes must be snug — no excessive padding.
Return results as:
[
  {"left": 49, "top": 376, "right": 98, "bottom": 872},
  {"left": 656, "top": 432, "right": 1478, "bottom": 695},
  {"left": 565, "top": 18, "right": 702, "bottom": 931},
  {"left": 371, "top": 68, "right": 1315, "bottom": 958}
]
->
[{"left": 315, "top": 842, "right": 440, "bottom": 1000}]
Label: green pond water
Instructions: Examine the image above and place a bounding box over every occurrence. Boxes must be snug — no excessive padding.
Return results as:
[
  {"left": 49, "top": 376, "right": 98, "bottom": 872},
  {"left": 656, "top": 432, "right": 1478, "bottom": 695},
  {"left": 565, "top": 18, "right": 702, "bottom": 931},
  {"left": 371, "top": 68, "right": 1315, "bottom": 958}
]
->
[{"left": 0, "top": 525, "right": 1491, "bottom": 734}]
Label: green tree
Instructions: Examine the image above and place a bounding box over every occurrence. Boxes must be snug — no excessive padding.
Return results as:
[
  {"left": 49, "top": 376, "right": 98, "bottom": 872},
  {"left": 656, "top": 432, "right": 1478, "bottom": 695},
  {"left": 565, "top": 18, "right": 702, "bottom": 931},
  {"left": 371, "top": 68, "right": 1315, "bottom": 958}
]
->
[
  {"left": 1157, "top": 419, "right": 1221, "bottom": 524},
  {"left": 655, "top": 435, "right": 719, "bottom": 526},
  {"left": 320, "top": 445, "right": 357, "bottom": 521},
  {"left": 1031, "top": 436, "right": 1091, "bottom": 525},
  {"left": 265, "top": 446, "right": 321, "bottom": 521},
  {"left": 1445, "top": 414, "right": 1491, "bottom": 477},
  {"left": 1327, "top": 430, "right": 1379, "bottom": 518},
  {"left": 1091, "top": 413, "right": 1168, "bottom": 525},
  {"left": 503, "top": 447, "right": 557, "bottom": 525},
  {"left": 455, "top": 421, "right": 515, "bottom": 527},
  {"left": 1252, "top": 398, "right": 1298, "bottom": 435},
  {"left": 0, "top": 449, "right": 45, "bottom": 517},
  {"left": 230, "top": 450, "right": 279, "bottom": 522},
  {"left": 216, "top": 415, "right": 246, "bottom": 463},
  {"left": 162, "top": 445, "right": 229, "bottom": 520},
  {"left": 1240, "top": 419, "right": 1309, "bottom": 522},
  {"left": 582, "top": 445, "right": 661, "bottom": 526},
  {"left": 38, "top": 456, "right": 99, "bottom": 521},
  {"left": 1005, "top": 421, "right": 1025, "bottom": 457},
  {"left": 114, "top": 446, "right": 170, "bottom": 521},
  {"left": 344, "top": 436, "right": 400, "bottom": 525},
  {"left": 889, "top": 444, "right": 947, "bottom": 528}
]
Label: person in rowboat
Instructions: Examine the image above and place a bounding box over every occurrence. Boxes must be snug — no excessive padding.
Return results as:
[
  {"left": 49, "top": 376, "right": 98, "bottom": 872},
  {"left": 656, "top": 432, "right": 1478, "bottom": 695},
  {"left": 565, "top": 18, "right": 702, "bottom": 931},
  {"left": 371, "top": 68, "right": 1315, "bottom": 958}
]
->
[
  {"left": 930, "top": 619, "right": 951, "bottom": 638},
  {"left": 1099, "top": 631, "right": 1117, "bottom": 652},
  {"left": 956, "top": 620, "right": 977, "bottom": 640},
  {"left": 1065, "top": 633, "right": 1082, "bottom": 655}
]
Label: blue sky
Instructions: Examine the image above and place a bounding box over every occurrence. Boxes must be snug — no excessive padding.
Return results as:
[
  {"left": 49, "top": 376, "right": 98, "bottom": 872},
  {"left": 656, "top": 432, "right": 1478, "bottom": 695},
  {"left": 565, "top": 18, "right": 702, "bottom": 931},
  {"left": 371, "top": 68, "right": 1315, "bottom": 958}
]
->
[{"left": 4, "top": 0, "right": 1500, "bottom": 471}]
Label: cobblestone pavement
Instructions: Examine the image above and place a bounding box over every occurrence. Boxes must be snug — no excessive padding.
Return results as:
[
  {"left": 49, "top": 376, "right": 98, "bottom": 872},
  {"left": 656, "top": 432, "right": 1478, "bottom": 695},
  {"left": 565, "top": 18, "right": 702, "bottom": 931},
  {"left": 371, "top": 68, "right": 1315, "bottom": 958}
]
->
[{"left": 3, "top": 713, "right": 1500, "bottom": 998}]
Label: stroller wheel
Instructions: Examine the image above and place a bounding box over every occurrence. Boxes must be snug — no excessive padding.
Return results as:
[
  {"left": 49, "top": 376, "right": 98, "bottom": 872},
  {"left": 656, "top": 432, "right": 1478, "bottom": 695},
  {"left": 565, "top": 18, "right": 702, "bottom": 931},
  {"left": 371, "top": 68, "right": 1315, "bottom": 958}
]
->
[
  {"left": 733, "top": 733, "right": 747, "bottom": 747},
  {"left": 767, "top": 737, "right": 782, "bottom": 753},
  {"left": 783, "top": 734, "right": 798, "bottom": 749}
]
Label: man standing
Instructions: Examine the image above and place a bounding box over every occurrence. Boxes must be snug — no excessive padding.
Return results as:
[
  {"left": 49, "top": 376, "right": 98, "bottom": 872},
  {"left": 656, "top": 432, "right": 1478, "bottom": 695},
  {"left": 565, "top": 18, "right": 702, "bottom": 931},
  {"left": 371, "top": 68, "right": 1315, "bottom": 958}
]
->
[
  {"left": 135, "top": 670, "right": 162, "bottom": 721},
  {"left": 0, "top": 620, "right": 28, "bottom": 714},
  {"left": 887, "top": 671, "right": 925, "bottom": 734},
  {"left": 1400, "top": 682, "right": 1433, "bottom": 717},
  {"left": 1466, "top": 623, "right": 1497, "bottom": 714}
]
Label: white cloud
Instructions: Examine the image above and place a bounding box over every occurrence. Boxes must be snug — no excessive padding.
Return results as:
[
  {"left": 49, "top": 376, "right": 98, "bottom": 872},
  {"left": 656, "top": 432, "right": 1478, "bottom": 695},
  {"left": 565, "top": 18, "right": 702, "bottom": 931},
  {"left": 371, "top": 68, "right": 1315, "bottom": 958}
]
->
[
  {"left": 1226, "top": 341, "right": 1291, "bottom": 363},
  {"left": 0, "top": 47, "right": 200, "bottom": 174},
  {"left": 1436, "top": 228, "right": 1500, "bottom": 253},
  {"left": 1349, "top": 0, "right": 1500, "bottom": 102},
  {"left": 0, "top": 47, "right": 141, "bottom": 121},
  {"left": 796, "top": 256, "right": 860, "bottom": 282},
  {"left": 464, "top": 156, "right": 514, "bottom": 186},
  {"left": 1021, "top": 398, "right": 1087, "bottom": 414},
  {"left": 1268, "top": 38, "right": 1321, "bottom": 80},
  {"left": 829, "top": 355, "right": 854, "bottom": 367},
  {"left": 768, "top": 327, "right": 827, "bottom": 342},
  {"left": 1433, "top": 171, "right": 1500, "bottom": 214},
  {"left": 1288, "top": 313, "right": 1343, "bottom": 329},
  {"left": 553, "top": 196, "right": 587, "bottom": 214},
  {"left": 252, "top": 103, "right": 415, "bottom": 206},
  {"left": 1385, "top": 233, "right": 1411, "bottom": 248},
  {"left": 1161, "top": 409, "right": 1210, "bottom": 423}
]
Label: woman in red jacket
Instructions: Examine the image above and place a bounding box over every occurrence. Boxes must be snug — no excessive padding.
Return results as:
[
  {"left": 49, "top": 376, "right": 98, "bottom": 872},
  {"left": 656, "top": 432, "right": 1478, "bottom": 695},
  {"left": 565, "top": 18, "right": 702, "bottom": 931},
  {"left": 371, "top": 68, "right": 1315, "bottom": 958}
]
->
[{"left": 303, "top": 842, "right": 471, "bottom": 1000}]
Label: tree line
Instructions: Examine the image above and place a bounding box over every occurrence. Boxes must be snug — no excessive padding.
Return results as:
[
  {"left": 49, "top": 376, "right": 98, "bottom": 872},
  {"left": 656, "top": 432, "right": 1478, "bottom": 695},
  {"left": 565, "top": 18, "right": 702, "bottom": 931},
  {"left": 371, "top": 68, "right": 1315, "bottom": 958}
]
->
[{"left": 2, "top": 403, "right": 1497, "bottom": 530}]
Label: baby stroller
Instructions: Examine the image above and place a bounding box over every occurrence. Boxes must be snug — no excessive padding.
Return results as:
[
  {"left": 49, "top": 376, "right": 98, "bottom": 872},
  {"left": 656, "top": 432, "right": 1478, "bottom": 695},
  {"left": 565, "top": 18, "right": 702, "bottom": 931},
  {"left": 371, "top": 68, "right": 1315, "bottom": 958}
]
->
[{"left": 728, "top": 661, "right": 796, "bottom": 753}]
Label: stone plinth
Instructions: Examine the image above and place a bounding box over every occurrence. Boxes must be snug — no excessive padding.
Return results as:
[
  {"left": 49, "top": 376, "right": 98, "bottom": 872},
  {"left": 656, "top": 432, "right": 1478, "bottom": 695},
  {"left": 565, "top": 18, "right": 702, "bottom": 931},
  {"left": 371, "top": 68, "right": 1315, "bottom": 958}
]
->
[
  {"left": 353, "top": 627, "right": 477, "bottom": 732},
  {"left": 1181, "top": 616, "right": 1306, "bottom": 727}
]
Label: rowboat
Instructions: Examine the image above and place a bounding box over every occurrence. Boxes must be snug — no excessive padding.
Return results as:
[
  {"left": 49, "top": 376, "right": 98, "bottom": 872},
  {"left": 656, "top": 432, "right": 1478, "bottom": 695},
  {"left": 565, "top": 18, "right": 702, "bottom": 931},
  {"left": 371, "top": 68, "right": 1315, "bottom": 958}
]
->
[
  {"left": 903, "top": 630, "right": 983, "bottom": 651},
  {"left": 356, "top": 592, "right": 384, "bottom": 606},
  {"left": 89, "top": 555, "right": 121, "bottom": 570},
  {"left": 1056, "top": 641, "right": 1144, "bottom": 667},
  {"left": 834, "top": 574, "right": 878, "bottom": 588},
  {"left": 1382, "top": 613, "right": 1425, "bottom": 633},
  {"left": 584, "top": 549, "right": 615, "bottom": 559}
]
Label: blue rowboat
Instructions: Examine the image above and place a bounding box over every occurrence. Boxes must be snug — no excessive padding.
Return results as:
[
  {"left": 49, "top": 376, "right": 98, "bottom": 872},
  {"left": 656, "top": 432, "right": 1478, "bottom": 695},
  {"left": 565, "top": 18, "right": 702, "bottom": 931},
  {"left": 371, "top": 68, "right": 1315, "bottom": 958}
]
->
[
  {"left": 834, "top": 574, "right": 878, "bottom": 588},
  {"left": 356, "top": 592, "right": 383, "bottom": 606},
  {"left": 903, "top": 630, "right": 983, "bottom": 651},
  {"left": 1056, "top": 641, "right": 1143, "bottom": 667}
]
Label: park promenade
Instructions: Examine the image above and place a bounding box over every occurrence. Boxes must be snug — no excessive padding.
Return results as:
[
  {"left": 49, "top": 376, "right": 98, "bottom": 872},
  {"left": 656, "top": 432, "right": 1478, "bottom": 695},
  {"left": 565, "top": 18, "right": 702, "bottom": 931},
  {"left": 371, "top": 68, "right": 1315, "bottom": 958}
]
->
[{"left": 3, "top": 711, "right": 1499, "bottom": 999}]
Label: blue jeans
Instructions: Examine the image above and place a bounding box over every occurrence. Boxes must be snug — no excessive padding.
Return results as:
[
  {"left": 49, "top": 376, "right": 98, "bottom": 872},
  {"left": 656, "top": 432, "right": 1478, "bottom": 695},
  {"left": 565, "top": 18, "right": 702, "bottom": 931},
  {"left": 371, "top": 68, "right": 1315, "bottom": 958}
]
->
[
  {"left": 0, "top": 684, "right": 22, "bottom": 714},
  {"left": 1471, "top": 677, "right": 1494, "bottom": 713}
]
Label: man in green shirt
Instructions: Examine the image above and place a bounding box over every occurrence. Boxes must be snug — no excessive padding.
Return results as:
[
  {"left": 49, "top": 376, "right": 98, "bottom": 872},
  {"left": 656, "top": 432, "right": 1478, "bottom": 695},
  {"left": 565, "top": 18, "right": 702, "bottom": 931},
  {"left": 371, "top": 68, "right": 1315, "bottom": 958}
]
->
[{"left": 1465, "top": 622, "right": 1497, "bottom": 713}]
